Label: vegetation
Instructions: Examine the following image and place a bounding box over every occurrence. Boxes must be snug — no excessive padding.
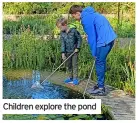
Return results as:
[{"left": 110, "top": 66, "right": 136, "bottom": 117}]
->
[
  {"left": 3, "top": 14, "right": 61, "bottom": 36},
  {"left": 3, "top": 31, "right": 61, "bottom": 70},
  {"left": 3, "top": 105, "right": 112, "bottom": 120},
  {"left": 3, "top": 30, "right": 135, "bottom": 96},
  {"left": 3, "top": 2, "right": 135, "bottom": 37},
  {"left": 3, "top": 2, "right": 135, "bottom": 16},
  {"left": 3, "top": 14, "right": 135, "bottom": 38},
  {"left": 2, "top": 2, "right": 135, "bottom": 120},
  {"left": 3, "top": 114, "right": 108, "bottom": 120}
]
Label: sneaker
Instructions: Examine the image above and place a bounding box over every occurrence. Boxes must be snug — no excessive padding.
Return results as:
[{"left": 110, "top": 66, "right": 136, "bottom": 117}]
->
[
  {"left": 73, "top": 78, "right": 79, "bottom": 85},
  {"left": 64, "top": 78, "right": 73, "bottom": 83},
  {"left": 87, "top": 84, "right": 99, "bottom": 93},
  {"left": 88, "top": 87, "right": 105, "bottom": 96}
]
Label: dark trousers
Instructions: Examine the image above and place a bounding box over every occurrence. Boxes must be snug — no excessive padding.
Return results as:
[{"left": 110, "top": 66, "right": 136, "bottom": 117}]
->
[{"left": 66, "top": 52, "right": 78, "bottom": 79}]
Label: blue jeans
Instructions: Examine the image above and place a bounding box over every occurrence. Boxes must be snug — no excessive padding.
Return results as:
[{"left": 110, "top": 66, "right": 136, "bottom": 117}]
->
[{"left": 95, "top": 41, "right": 114, "bottom": 88}]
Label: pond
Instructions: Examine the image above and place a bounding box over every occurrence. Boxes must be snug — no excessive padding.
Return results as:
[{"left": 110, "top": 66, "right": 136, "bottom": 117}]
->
[
  {"left": 3, "top": 70, "right": 89, "bottom": 99},
  {"left": 3, "top": 70, "right": 111, "bottom": 120}
]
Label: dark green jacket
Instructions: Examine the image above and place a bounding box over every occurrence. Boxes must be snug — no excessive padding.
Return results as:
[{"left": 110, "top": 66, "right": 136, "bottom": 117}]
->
[{"left": 60, "top": 28, "right": 82, "bottom": 53}]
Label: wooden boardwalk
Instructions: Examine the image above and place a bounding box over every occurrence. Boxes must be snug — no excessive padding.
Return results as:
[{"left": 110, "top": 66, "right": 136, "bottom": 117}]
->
[{"left": 41, "top": 71, "right": 135, "bottom": 120}]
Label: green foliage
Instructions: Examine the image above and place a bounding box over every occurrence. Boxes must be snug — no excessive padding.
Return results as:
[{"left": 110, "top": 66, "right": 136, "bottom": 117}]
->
[
  {"left": 3, "top": 20, "right": 21, "bottom": 34},
  {"left": 107, "top": 17, "right": 135, "bottom": 38},
  {"left": 3, "top": 14, "right": 135, "bottom": 37},
  {"left": 3, "top": 2, "right": 52, "bottom": 14},
  {"left": 3, "top": 114, "right": 36, "bottom": 120},
  {"left": 3, "top": 31, "right": 61, "bottom": 70},
  {"left": 3, "top": 2, "right": 135, "bottom": 95},
  {"left": 105, "top": 40, "right": 135, "bottom": 96},
  {"left": 3, "top": 2, "right": 135, "bottom": 15},
  {"left": 3, "top": 2, "right": 135, "bottom": 37},
  {"left": 3, "top": 14, "right": 61, "bottom": 35},
  {"left": 3, "top": 31, "right": 135, "bottom": 96},
  {"left": 3, "top": 114, "right": 106, "bottom": 120}
]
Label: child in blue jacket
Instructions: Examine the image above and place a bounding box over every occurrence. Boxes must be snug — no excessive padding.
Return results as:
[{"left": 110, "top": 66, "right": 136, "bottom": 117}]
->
[{"left": 69, "top": 5, "right": 117, "bottom": 95}]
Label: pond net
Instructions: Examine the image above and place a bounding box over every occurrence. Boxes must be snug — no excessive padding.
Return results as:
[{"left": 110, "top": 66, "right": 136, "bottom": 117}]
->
[{"left": 3, "top": 71, "right": 69, "bottom": 99}]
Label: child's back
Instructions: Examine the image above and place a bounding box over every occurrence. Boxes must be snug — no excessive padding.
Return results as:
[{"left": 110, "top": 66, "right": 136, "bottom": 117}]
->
[{"left": 60, "top": 27, "right": 82, "bottom": 53}]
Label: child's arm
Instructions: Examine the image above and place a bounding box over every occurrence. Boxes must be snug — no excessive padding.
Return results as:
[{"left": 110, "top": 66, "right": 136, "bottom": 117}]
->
[
  {"left": 74, "top": 30, "right": 82, "bottom": 51},
  {"left": 60, "top": 34, "right": 65, "bottom": 53},
  {"left": 60, "top": 34, "right": 66, "bottom": 60}
]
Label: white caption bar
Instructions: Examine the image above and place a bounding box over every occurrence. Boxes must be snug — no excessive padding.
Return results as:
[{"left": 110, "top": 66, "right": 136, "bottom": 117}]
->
[{"left": 1, "top": 99, "right": 101, "bottom": 114}]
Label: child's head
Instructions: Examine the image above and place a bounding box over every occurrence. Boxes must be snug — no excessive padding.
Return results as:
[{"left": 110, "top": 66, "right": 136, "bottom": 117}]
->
[
  {"left": 69, "top": 5, "right": 83, "bottom": 21},
  {"left": 56, "top": 17, "right": 68, "bottom": 31}
]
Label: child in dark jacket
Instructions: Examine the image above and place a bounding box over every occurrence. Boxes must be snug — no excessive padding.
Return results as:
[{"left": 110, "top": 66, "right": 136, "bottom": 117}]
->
[
  {"left": 56, "top": 17, "right": 82, "bottom": 85},
  {"left": 69, "top": 5, "right": 117, "bottom": 95}
]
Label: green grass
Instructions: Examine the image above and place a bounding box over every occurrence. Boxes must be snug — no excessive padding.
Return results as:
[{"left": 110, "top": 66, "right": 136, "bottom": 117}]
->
[
  {"left": 3, "top": 14, "right": 61, "bottom": 35},
  {"left": 3, "top": 31, "right": 135, "bottom": 96},
  {"left": 3, "top": 15, "right": 135, "bottom": 38},
  {"left": 106, "top": 40, "right": 135, "bottom": 96},
  {"left": 107, "top": 17, "right": 135, "bottom": 38},
  {"left": 3, "top": 31, "right": 61, "bottom": 70}
]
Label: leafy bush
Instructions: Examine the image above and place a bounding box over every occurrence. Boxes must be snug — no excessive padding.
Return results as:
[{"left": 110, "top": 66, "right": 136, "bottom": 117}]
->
[
  {"left": 3, "top": 31, "right": 61, "bottom": 70},
  {"left": 3, "top": 15, "right": 135, "bottom": 38},
  {"left": 107, "top": 17, "right": 135, "bottom": 38},
  {"left": 3, "top": 15, "right": 61, "bottom": 35}
]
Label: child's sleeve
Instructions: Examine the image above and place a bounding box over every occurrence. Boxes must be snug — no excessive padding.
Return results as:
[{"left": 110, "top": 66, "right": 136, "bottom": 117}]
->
[
  {"left": 74, "top": 30, "right": 82, "bottom": 50},
  {"left": 60, "top": 34, "right": 65, "bottom": 53},
  {"left": 81, "top": 15, "right": 97, "bottom": 57}
]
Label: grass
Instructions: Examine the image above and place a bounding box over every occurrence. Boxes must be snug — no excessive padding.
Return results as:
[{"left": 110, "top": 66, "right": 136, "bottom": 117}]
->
[
  {"left": 3, "top": 15, "right": 135, "bottom": 38},
  {"left": 3, "top": 30, "right": 135, "bottom": 96},
  {"left": 107, "top": 17, "right": 135, "bottom": 38},
  {"left": 3, "top": 31, "right": 61, "bottom": 70},
  {"left": 3, "top": 14, "right": 61, "bottom": 36},
  {"left": 105, "top": 40, "right": 135, "bottom": 96}
]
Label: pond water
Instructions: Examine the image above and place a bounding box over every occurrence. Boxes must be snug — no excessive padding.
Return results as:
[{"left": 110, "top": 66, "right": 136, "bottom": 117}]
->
[
  {"left": 3, "top": 70, "right": 109, "bottom": 120},
  {"left": 3, "top": 70, "right": 88, "bottom": 99}
]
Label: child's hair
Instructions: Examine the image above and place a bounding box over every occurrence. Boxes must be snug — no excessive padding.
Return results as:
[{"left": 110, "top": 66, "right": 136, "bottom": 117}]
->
[
  {"left": 69, "top": 5, "right": 83, "bottom": 14},
  {"left": 56, "top": 17, "right": 67, "bottom": 26}
]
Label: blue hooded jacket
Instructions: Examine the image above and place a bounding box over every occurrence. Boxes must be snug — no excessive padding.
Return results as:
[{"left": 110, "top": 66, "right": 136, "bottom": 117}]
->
[{"left": 81, "top": 6, "right": 117, "bottom": 57}]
